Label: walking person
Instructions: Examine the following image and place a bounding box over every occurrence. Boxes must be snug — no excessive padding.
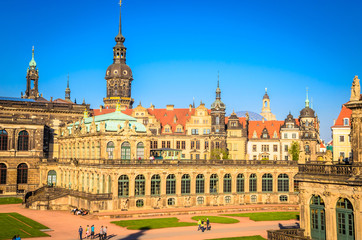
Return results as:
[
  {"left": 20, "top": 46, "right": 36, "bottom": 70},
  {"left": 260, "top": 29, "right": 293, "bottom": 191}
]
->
[
  {"left": 91, "top": 225, "right": 95, "bottom": 239},
  {"left": 206, "top": 218, "right": 210, "bottom": 230},
  {"left": 103, "top": 226, "right": 108, "bottom": 239},
  {"left": 99, "top": 226, "right": 104, "bottom": 240},
  {"left": 197, "top": 219, "right": 201, "bottom": 231},
  {"left": 85, "top": 225, "right": 89, "bottom": 238},
  {"left": 79, "top": 226, "right": 83, "bottom": 240}
]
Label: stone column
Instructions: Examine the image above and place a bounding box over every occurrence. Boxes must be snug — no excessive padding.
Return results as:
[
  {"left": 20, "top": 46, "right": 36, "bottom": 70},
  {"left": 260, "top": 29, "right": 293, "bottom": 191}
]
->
[
  {"left": 176, "top": 172, "right": 182, "bottom": 196},
  {"left": 129, "top": 173, "right": 135, "bottom": 198},
  {"left": 204, "top": 173, "right": 210, "bottom": 194},
  {"left": 325, "top": 197, "right": 337, "bottom": 240},
  {"left": 145, "top": 172, "right": 151, "bottom": 196},
  {"left": 190, "top": 172, "right": 196, "bottom": 195}
]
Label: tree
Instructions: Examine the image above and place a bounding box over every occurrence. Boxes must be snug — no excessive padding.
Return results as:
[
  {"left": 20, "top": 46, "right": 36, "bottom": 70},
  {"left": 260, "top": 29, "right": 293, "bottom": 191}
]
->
[
  {"left": 288, "top": 141, "right": 300, "bottom": 161},
  {"left": 210, "top": 148, "right": 229, "bottom": 160}
]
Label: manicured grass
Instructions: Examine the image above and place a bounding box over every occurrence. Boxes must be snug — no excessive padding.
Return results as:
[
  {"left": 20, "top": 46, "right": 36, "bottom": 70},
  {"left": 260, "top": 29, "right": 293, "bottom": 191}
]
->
[
  {"left": 191, "top": 215, "right": 239, "bottom": 224},
  {"left": 206, "top": 235, "right": 266, "bottom": 240},
  {"left": 223, "top": 211, "right": 299, "bottom": 221},
  {"left": 0, "top": 197, "right": 23, "bottom": 205},
  {"left": 0, "top": 212, "right": 49, "bottom": 240},
  {"left": 111, "top": 217, "right": 197, "bottom": 230}
]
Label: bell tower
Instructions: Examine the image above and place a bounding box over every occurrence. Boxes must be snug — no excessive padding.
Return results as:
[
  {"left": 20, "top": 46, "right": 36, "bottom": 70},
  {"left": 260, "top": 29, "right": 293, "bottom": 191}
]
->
[
  {"left": 103, "top": 0, "right": 134, "bottom": 109},
  {"left": 24, "top": 46, "right": 39, "bottom": 99},
  {"left": 260, "top": 88, "right": 276, "bottom": 120}
]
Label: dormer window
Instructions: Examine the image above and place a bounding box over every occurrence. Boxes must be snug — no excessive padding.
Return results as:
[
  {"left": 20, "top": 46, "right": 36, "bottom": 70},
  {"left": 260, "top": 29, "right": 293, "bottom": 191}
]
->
[
  {"left": 164, "top": 127, "right": 170, "bottom": 133},
  {"left": 344, "top": 118, "right": 349, "bottom": 126}
]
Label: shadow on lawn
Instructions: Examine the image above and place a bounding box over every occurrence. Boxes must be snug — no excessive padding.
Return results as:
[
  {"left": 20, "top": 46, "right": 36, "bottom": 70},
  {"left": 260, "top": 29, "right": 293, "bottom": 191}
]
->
[{"left": 119, "top": 227, "right": 150, "bottom": 240}]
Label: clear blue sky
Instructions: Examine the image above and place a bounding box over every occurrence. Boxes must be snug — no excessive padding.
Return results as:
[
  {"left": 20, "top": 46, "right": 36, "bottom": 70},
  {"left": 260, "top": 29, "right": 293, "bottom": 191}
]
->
[{"left": 1, "top": 0, "right": 362, "bottom": 141}]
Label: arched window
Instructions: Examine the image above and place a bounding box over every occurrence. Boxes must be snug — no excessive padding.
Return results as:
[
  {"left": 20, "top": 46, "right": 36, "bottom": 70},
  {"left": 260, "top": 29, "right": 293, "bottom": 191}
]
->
[
  {"left": 106, "top": 141, "right": 115, "bottom": 160},
  {"left": 18, "top": 130, "right": 29, "bottom": 151},
  {"left": 196, "top": 174, "right": 204, "bottom": 194},
  {"left": 121, "top": 142, "right": 131, "bottom": 160},
  {"left": 166, "top": 174, "right": 176, "bottom": 195},
  {"left": 278, "top": 174, "right": 289, "bottom": 192},
  {"left": 262, "top": 173, "right": 273, "bottom": 192},
  {"left": 249, "top": 173, "right": 257, "bottom": 192},
  {"left": 0, "top": 130, "right": 8, "bottom": 151},
  {"left": 216, "top": 116, "right": 220, "bottom": 125},
  {"left": 236, "top": 174, "right": 244, "bottom": 193},
  {"left": 151, "top": 174, "right": 161, "bottom": 196},
  {"left": 223, "top": 174, "right": 232, "bottom": 193},
  {"left": 181, "top": 174, "right": 191, "bottom": 195},
  {"left": 310, "top": 195, "right": 326, "bottom": 240},
  {"left": 135, "top": 174, "right": 145, "bottom": 196},
  {"left": 47, "top": 170, "right": 57, "bottom": 186},
  {"left": 336, "top": 198, "right": 354, "bottom": 240},
  {"left": 0, "top": 163, "right": 6, "bottom": 184},
  {"left": 118, "top": 175, "right": 129, "bottom": 197},
  {"left": 210, "top": 174, "right": 218, "bottom": 194},
  {"left": 17, "top": 163, "right": 28, "bottom": 184},
  {"left": 136, "top": 142, "right": 144, "bottom": 160}
]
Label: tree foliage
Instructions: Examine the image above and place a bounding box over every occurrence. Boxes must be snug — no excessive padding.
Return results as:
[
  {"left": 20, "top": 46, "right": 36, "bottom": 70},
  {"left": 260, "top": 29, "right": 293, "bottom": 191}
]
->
[
  {"left": 288, "top": 141, "right": 300, "bottom": 161},
  {"left": 210, "top": 148, "right": 229, "bottom": 160}
]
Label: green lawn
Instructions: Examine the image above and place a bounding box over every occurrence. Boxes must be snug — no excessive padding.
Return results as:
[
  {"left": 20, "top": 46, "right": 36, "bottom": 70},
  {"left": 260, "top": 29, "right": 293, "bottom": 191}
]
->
[
  {"left": 191, "top": 216, "right": 239, "bottom": 224},
  {"left": 0, "top": 213, "right": 49, "bottom": 240},
  {"left": 111, "top": 217, "right": 198, "bottom": 230},
  {"left": 0, "top": 197, "right": 23, "bottom": 205},
  {"left": 206, "top": 236, "right": 266, "bottom": 240},
  {"left": 223, "top": 211, "right": 299, "bottom": 221}
]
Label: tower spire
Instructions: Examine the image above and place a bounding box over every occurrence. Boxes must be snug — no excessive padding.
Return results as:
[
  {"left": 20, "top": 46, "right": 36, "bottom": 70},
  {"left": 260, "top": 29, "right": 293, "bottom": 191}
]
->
[
  {"left": 115, "top": 0, "right": 125, "bottom": 46},
  {"left": 29, "top": 46, "right": 37, "bottom": 70},
  {"left": 65, "top": 73, "right": 71, "bottom": 101},
  {"left": 216, "top": 71, "right": 221, "bottom": 100},
  {"left": 305, "top": 87, "right": 310, "bottom": 108}
]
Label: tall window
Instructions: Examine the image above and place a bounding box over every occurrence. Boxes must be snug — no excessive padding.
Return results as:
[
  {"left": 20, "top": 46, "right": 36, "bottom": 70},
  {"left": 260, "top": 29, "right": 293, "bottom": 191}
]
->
[
  {"left": 121, "top": 142, "right": 131, "bottom": 160},
  {"left": 151, "top": 174, "right": 161, "bottom": 196},
  {"left": 262, "top": 173, "right": 273, "bottom": 192},
  {"left": 136, "top": 142, "right": 144, "bottom": 159},
  {"left": 236, "top": 174, "right": 244, "bottom": 193},
  {"left": 305, "top": 145, "right": 310, "bottom": 153},
  {"left": 210, "top": 174, "right": 218, "bottom": 194},
  {"left": 166, "top": 174, "right": 176, "bottom": 195},
  {"left": 0, "top": 130, "right": 8, "bottom": 151},
  {"left": 106, "top": 141, "right": 114, "bottom": 159},
  {"left": 249, "top": 173, "right": 257, "bottom": 192},
  {"left": 310, "top": 195, "right": 326, "bottom": 240},
  {"left": 181, "top": 174, "right": 191, "bottom": 195},
  {"left": 17, "top": 163, "right": 28, "bottom": 184},
  {"left": 135, "top": 174, "right": 145, "bottom": 196},
  {"left": 223, "top": 174, "right": 232, "bottom": 193},
  {"left": 196, "top": 174, "right": 204, "bottom": 194},
  {"left": 0, "top": 163, "right": 6, "bottom": 184},
  {"left": 216, "top": 116, "right": 220, "bottom": 124},
  {"left": 336, "top": 198, "right": 354, "bottom": 240},
  {"left": 278, "top": 174, "right": 289, "bottom": 192},
  {"left": 118, "top": 175, "right": 129, "bottom": 197},
  {"left": 18, "top": 130, "right": 29, "bottom": 151}
]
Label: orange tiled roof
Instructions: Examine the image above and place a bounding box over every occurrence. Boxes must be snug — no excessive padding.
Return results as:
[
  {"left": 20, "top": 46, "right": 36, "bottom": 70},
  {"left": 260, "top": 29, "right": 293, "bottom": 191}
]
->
[
  {"left": 248, "top": 120, "right": 284, "bottom": 139},
  {"left": 320, "top": 142, "right": 326, "bottom": 148},
  {"left": 331, "top": 104, "right": 352, "bottom": 128}
]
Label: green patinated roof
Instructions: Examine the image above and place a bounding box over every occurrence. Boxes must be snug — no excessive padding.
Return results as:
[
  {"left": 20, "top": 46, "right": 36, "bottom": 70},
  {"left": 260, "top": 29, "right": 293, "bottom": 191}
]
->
[{"left": 67, "top": 110, "right": 147, "bottom": 134}]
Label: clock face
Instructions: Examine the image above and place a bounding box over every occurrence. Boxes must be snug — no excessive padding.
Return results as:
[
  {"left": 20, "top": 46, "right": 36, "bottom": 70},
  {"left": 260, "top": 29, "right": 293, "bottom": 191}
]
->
[
  {"left": 123, "top": 70, "right": 128, "bottom": 75},
  {"left": 114, "top": 70, "right": 118, "bottom": 74}
]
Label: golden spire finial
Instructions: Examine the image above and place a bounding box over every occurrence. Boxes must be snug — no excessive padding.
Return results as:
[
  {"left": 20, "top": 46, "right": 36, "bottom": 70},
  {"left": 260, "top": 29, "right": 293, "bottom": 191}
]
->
[{"left": 119, "top": 0, "right": 122, "bottom": 6}]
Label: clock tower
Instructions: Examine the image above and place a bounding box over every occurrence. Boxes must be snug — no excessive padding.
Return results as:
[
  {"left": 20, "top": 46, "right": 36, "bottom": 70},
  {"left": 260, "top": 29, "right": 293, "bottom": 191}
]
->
[{"left": 103, "top": 1, "right": 134, "bottom": 109}]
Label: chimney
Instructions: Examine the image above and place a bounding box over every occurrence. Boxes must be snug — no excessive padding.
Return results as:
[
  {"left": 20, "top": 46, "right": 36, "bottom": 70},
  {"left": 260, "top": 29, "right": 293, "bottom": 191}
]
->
[
  {"left": 150, "top": 103, "right": 155, "bottom": 110},
  {"left": 166, "top": 104, "right": 174, "bottom": 111}
]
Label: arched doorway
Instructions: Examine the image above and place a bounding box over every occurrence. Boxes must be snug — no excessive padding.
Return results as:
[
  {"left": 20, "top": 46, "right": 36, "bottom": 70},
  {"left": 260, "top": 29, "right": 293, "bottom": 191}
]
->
[
  {"left": 310, "top": 195, "right": 326, "bottom": 240},
  {"left": 47, "top": 170, "right": 57, "bottom": 186},
  {"left": 336, "top": 198, "right": 354, "bottom": 240}
]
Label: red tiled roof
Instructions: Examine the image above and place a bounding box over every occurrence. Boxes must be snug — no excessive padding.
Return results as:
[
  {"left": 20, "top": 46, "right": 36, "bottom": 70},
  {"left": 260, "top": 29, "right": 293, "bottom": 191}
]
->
[
  {"left": 248, "top": 120, "right": 284, "bottom": 139},
  {"left": 331, "top": 104, "right": 352, "bottom": 128},
  {"left": 320, "top": 142, "right": 326, "bottom": 148},
  {"left": 225, "top": 117, "right": 247, "bottom": 126},
  {"left": 93, "top": 108, "right": 116, "bottom": 116}
]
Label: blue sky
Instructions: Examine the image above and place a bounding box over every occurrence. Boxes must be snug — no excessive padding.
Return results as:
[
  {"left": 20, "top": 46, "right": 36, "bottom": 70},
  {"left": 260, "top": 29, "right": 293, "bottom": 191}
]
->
[{"left": 1, "top": 0, "right": 362, "bottom": 141}]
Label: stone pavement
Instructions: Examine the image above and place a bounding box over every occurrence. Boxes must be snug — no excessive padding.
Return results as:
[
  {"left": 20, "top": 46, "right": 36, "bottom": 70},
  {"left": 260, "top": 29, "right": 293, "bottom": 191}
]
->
[{"left": 0, "top": 204, "right": 299, "bottom": 240}]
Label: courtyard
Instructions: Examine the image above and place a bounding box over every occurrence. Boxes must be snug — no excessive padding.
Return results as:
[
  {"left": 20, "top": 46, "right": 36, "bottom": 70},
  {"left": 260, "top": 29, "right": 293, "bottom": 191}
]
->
[{"left": 0, "top": 202, "right": 299, "bottom": 240}]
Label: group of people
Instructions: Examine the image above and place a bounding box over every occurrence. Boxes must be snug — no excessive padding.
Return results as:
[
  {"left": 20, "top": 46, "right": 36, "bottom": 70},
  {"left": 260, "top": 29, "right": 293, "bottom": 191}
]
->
[
  {"left": 197, "top": 218, "right": 211, "bottom": 232},
  {"left": 78, "top": 225, "right": 108, "bottom": 240},
  {"left": 71, "top": 207, "right": 89, "bottom": 216},
  {"left": 11, "top": 235, "right": 21, "bottom": 240}
]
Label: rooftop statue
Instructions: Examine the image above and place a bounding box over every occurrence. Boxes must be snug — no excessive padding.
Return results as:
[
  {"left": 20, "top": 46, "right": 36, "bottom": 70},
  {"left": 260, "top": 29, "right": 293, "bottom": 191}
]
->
[{"left": 350, "top": 75, "right": 360, "bottom": 101}]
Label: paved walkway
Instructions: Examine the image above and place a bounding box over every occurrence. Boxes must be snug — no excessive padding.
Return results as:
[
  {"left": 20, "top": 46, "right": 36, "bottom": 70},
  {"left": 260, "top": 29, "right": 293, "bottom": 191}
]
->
[{"left": 0, "top": 204, "right": 299, "bottom": 240}]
